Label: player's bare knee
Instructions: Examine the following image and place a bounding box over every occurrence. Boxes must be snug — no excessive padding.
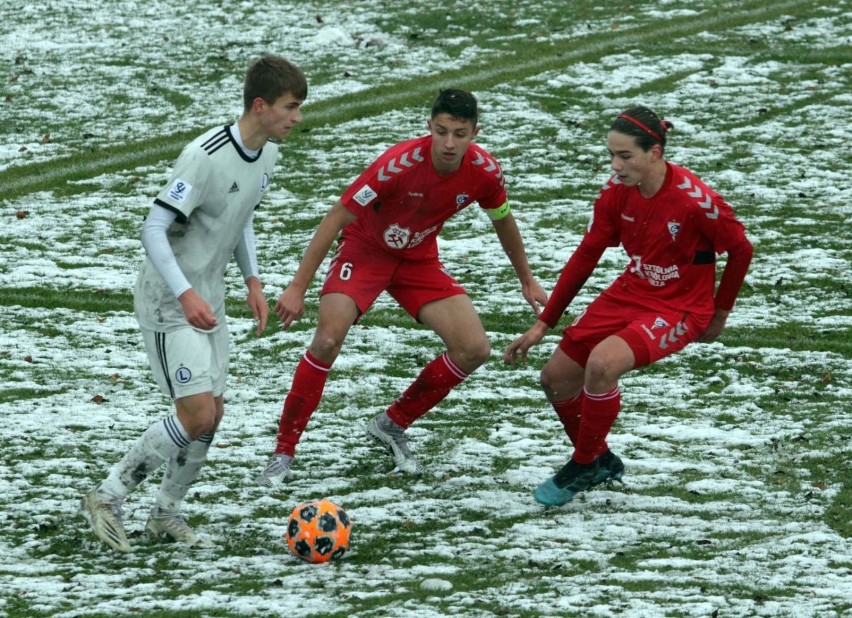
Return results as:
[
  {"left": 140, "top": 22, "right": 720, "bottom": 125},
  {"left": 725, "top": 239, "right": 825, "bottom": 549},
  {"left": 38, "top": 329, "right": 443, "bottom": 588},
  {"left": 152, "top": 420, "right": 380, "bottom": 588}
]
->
[
  {"left": 449, "top": 338, "right": 490, "bottom": 372},
  {"left": 466, "top": 339, "right": 491, "bottom": 369},
  {"left": 584, "top": 354, "right": 620, "bottom": 388},
  {"left": 309, "top": 334, "right": 344, "bottom": 364},
  {"left": 540, "top": 368, "right": 582, "bottom": 401}
]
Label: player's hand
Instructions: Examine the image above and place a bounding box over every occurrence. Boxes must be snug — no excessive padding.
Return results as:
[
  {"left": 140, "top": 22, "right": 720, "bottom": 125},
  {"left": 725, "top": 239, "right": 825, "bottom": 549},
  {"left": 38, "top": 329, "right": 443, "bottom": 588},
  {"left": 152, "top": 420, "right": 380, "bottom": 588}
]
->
[
  {"left": 697, "top": 309, "right": 729, "bottom": 343},
  {"left": 245, "top": 277, "right": 268, "bottom": 336},
  {"left": 522, "top": 279, "right": 549, "bottom": 316},
  {"left": 275, "top": 285, "right": 306, "bottom": 330},
  {"left": 503, "top": 320, "right": 549, "bottom": 365},
  {"left": 178, "top": 288, "right": 218, "bottom": 330}
]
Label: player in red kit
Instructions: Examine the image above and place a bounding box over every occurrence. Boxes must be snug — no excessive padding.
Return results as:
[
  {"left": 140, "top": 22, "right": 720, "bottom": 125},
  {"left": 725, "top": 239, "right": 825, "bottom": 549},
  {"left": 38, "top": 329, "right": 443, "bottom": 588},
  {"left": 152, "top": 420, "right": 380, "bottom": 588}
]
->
[
  {"left": 257, "top": 89, "right": 547, "bottom": 484},
  {"left": 504, "top": 106, "right": 753, "bottom": 507}
]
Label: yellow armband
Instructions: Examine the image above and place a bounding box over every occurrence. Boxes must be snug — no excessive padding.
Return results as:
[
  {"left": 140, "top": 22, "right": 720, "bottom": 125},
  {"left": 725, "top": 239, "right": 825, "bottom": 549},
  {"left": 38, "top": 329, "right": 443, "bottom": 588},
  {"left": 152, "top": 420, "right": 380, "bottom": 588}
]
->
[{"left": 486, "top": 201, "right": 511, "bottom": 221}]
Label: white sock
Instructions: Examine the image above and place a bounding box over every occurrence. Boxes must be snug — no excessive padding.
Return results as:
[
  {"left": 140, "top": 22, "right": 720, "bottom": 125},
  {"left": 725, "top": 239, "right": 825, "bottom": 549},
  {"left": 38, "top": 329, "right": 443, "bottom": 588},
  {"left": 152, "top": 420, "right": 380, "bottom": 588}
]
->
[
  {"left": 97, "top": 415, "right": 191, "bottom": 504},
  {"left": 153, "top": 432, "right": 215, "bottom": 517}
]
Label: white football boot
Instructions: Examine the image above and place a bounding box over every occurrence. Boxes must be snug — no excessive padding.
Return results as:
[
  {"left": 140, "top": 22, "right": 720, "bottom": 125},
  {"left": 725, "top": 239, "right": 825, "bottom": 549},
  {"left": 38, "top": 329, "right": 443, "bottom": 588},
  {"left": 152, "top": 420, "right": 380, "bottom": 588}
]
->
[
  {"left": 366, "top": 413, "right": 423, "bottom": 475},
  {"left": 80, "top": 490, "right": 131, "bottom": 553},
  {"left": 256, "top": 454, "right": 294, "bottom": 487},
  {"left": 145, "top": 509, "right": 214, "bottom": 548}
]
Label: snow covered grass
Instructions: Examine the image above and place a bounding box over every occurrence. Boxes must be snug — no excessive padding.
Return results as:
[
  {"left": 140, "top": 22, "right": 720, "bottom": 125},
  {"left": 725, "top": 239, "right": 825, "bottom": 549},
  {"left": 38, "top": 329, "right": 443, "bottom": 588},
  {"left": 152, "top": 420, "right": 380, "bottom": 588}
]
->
[{"left": 0, "top": 0, "right": 850, "bottom": 617}]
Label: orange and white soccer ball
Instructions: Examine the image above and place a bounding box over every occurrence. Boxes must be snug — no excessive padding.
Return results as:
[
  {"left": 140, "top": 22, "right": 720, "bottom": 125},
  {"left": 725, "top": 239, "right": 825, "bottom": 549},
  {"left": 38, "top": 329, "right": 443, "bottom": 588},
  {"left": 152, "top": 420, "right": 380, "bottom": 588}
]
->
[{"left": 285, "top": 499, "right": 351, "bottom": 563}]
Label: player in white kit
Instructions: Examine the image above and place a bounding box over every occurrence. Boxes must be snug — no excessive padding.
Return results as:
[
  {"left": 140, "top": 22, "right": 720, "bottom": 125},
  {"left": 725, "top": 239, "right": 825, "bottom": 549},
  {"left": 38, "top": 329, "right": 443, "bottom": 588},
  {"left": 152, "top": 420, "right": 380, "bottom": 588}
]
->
[{"left": 80, "top": 56, "right": 307, "bottom": 552}]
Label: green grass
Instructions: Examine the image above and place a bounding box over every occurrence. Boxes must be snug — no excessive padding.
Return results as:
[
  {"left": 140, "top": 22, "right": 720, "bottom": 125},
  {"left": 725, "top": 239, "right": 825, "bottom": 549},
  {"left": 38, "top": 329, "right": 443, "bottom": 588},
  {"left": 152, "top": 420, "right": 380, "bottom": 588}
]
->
[{"left": 1, "top": 0, "right": 850, "bottom": 616}]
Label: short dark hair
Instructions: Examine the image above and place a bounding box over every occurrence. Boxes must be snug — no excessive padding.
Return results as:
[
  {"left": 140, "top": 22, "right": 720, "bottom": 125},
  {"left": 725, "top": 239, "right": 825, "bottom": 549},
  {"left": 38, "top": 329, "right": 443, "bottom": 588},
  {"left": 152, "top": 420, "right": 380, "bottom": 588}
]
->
[
  {"left": 243, "top": 55, "right": 308, "bottom": 111},
  {"left": 610, "top": 106, "right": 674, "bottom": 152},
  {"left": 431, "top": 88, "right": 478, "bottom": 126}
]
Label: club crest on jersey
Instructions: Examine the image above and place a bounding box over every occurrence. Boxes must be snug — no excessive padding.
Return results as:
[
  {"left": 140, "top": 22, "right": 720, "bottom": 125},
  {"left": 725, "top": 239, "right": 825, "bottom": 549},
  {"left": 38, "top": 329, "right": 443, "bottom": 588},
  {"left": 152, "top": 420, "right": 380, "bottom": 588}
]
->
[
  {"left": 354, "top": 184, "right": 378, "bottom": 207},
  {"left": 455, "top": 193, "right": 469, "bottom": 209},
  {"left": 652, "top": 317, "right": 669, "bottom": 330},
  {"left": 168, "top": 179, "right": 192, "bottom": 203},
  {"left": 668, "top": 221, "right": 681, "bottom": 241},
  {"left": 383, "top": 223, "right": 411, "bottom": 249},
  {"left": 260, "top": 173, "right": 270, "bottom": 193},
  {"left": 175, "top": 366, "right": 192, "bottom": 384}
]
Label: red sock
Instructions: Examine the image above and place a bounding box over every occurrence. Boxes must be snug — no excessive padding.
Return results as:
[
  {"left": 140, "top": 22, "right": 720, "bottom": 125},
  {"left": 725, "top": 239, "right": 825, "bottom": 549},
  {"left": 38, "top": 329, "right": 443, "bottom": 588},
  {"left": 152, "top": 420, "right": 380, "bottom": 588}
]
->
[
  {"left": 552, "top": 394, "right": 583, "bottom": 445},
  {"left": 386, "top": 353, "right": 467, "bottom": 428},
  {"left": 275, "top": 351, "right": 331, "bottom": 456},
  {"left": 572, "top": 386, "right": 620, "bottom": 464}
]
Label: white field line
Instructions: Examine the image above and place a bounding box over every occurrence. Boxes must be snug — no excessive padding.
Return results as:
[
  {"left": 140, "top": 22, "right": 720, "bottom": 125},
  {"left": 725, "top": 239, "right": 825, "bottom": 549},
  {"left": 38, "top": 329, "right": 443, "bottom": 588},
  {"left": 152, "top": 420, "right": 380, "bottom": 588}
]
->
[{"left": 4, "top": 0, "right": 809, "bottom": 196}]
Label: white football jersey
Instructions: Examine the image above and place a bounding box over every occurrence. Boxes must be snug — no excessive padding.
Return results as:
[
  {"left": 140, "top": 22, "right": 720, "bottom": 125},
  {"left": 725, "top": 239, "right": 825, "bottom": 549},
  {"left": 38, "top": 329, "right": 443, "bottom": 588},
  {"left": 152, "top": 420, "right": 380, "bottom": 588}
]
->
[{"left": 135, "top": 124, "right": 278, "bottom": 332}]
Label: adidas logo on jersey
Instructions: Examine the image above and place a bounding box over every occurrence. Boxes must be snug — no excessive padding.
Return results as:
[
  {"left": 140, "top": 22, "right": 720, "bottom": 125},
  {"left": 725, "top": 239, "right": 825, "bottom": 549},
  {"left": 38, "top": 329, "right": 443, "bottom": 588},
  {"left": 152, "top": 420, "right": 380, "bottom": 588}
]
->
[{"left": 229, "top": 182, "right": 240, "bottom": 193}]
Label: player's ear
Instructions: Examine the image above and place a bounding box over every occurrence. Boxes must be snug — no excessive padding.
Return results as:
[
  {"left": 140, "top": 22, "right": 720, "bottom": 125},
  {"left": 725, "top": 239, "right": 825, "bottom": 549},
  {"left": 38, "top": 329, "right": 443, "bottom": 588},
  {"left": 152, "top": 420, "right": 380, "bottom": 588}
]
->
[
  {"left": 471, "top": 124, "right": 480, "bottom": 139},
  {"left": 252, "top": 97, "right": 267, "bottom": 114}
]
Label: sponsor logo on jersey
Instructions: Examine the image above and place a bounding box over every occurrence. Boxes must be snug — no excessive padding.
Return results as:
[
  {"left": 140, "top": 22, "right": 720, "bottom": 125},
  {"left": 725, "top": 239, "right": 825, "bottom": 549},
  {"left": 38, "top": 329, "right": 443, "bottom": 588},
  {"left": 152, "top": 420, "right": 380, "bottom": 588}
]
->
[
  {"left": 668, "top": 221, "right": 681, "bottom": 241},
  {"left": 168, "top": 179, "right": 192, "bottom": 203},
  {"left": 175, "top": 366, "right": 192, "bottom": 384},
  {"left": 261, "top": 173, "right": 270, "bottom": 193},
  {"left": 229, "top": 181, "right": 240, "bottom": 193},
  {"left": 455, "top": 193, "right": 469, "bottom": 209},
  {"left": 408, "top": 224, "right": 439, "bottom": 248},
  {"left": 621, "top": 213, "right": 635, "bottom": 222},
  {"left": 383, "top": 223, "right": 411, "bottom": 249},
  {"left": 354, "top": 184, "right": 378, "bottom": 207}
]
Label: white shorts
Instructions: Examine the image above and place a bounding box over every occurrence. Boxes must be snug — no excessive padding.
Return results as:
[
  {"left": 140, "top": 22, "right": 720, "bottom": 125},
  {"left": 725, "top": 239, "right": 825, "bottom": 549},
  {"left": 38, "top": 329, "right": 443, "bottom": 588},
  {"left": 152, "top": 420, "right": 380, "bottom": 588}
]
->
[{"left": 140, "top": 326, "right": 229, "bottom": 399}]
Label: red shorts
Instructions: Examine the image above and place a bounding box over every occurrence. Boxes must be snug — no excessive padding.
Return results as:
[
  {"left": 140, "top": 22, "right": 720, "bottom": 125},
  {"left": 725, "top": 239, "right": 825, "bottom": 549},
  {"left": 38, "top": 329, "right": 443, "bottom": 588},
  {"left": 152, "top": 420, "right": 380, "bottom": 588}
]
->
[
  {"left": 321, "top": 236, "right": 467, "bottom": 320},
  {"left": 558, "top": 289, "right": 713, "bottom": 369}
]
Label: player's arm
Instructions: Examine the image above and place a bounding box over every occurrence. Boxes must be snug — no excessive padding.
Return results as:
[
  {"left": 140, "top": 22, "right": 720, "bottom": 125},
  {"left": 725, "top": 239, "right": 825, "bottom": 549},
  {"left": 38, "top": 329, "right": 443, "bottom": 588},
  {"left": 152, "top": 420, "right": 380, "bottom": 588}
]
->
[
  {"left": 503, "top": 241, "right": 604, "bottom": 365},
  {"left": 233, "top": 213, "right": 268, "bottom": 335},
  {"left": 698, "top": 236, "right": 753, "bottom": 343},
  {"left": 489, "top": 208, "right": 548, "bottom": 315},
  {"left": 275, "top": 200, "right": 357, "bottom": 329},
  {"left": 141, "top": 204, "right": 218, "bottom": 330}
]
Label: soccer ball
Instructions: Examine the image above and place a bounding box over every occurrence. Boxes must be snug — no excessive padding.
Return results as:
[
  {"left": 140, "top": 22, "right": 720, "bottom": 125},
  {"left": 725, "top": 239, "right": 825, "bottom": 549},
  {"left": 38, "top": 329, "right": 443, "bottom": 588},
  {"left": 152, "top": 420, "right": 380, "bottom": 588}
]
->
[{"left": 285, "top": 499, "right": 351, "bottom": 563}]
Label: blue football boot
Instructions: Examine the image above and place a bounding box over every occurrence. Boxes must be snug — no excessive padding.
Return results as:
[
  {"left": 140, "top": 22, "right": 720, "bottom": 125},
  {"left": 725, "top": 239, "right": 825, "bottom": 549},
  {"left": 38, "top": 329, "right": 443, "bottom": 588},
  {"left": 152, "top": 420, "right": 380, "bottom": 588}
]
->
[
  {"left": 590, "top": 449, "right": 625, "bottom": 487},
  {"left": 533, "top": 458, "right": 599, "bottom": 507}
]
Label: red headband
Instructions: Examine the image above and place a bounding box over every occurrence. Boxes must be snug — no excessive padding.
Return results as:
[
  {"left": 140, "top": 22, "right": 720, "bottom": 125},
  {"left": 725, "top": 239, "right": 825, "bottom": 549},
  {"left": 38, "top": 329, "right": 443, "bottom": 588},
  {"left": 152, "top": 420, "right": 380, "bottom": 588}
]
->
[{"left": 618, "top": 114, "right": 664, "bottom": 143}]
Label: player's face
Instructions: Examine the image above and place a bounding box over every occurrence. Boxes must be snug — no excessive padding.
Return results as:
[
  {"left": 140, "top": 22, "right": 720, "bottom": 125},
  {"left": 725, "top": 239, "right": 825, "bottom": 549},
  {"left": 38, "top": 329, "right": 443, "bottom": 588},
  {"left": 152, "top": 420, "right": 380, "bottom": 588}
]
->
[
  {"left": 606, "top": 131, "right": 659, "bottom": 186},
  {"left": 260, "top": 93, "right": 303, "bottom": 141},
  {"left": 428, "top": 114, "right": 479, "bottom": 175}
]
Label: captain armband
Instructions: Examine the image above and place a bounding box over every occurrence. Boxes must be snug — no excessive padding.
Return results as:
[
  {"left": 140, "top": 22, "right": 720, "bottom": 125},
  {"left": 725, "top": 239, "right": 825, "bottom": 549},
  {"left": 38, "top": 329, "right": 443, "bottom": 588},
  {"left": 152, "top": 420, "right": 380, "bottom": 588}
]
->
[{"left": 486, "top": 201, "right": 511, "bottom": 221}]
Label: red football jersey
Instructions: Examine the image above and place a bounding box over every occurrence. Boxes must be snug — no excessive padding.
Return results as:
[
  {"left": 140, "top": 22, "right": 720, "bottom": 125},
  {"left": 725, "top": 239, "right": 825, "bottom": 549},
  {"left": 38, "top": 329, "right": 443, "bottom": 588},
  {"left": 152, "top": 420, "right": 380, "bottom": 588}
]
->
[
  {"left": 339, "top": 135, "right": 507, "bottom": 260},
  {"left": 587, "top": 162, "right": 748, "bottom": 315},
  {"left": 540, "top": 162, "right": 749, "bottom": 328}
]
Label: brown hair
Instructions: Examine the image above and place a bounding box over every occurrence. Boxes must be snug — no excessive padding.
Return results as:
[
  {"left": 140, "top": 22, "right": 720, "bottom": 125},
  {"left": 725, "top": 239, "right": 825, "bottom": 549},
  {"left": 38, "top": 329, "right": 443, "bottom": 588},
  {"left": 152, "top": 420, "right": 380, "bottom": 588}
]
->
[{"left": 243, "top": 55, "right": 307, "bottom": 111}]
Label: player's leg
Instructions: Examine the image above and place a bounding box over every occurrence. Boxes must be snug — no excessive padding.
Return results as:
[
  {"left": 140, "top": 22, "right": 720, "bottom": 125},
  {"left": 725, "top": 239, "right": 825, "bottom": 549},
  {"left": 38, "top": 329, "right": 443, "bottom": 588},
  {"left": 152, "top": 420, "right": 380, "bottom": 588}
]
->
[
  {"left": 81, "top": 328, "right": 214, "bottom": 551},
  {"left": 366, "top": 293, "right": 488, "bottom": 474},
  {"left": 540, "top": 344, "right": 587, "bottom": 445},
  {"left": 145, "top": 391, "right": 219, "bottom": 547},
  {"left": 391, "top": 293, "right": 490, "bottom": 424},
  {"left": 533, "top": 335, "right": 634, "bottom": 507},
  {"left": 149, "top": 326, "right": 228, "bottom": 546},
  {"left": 258, "top": 293, "right": 359, "bottom": 486}
]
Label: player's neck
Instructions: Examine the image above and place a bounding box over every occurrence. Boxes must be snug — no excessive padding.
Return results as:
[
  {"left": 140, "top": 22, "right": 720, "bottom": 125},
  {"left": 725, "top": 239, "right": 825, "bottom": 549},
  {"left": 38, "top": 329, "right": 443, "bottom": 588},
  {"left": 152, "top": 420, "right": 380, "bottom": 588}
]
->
[
  {"left": 637, "top": 161, "right": 667, "bottom": 198},
  {"left": 237, "top": 116, "right": 268, "bottom": 151}
]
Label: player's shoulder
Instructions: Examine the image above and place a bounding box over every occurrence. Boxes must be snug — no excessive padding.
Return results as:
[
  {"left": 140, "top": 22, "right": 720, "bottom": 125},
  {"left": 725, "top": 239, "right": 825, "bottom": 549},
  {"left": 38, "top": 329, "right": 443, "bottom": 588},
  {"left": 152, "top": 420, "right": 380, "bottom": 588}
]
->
[
  {"left": 185, "top": 125, "right": 232, "bottom": 155},
  {"left": 669, "top": 163, "right": 719, "bottom": 202},
  {"left": 371, "top": 136, "right": 430, "bottom": 182},
  {"left": 465, "top": 142, "right": 504, "bottom": 183}
]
